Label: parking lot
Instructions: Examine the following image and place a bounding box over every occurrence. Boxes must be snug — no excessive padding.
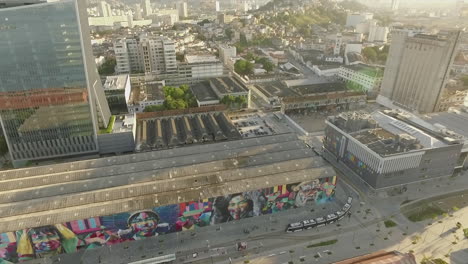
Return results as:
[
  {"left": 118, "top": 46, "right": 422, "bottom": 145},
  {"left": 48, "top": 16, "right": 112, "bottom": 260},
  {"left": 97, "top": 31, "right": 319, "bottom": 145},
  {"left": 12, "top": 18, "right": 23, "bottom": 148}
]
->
[{"left": 230, "top": 113, "right": 276, "bottom": 138}]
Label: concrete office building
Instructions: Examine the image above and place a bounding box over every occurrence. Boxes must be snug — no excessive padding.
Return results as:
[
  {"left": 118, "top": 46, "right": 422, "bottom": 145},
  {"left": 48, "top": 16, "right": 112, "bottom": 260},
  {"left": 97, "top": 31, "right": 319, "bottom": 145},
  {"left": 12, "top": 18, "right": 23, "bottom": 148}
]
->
[
  {"left": 378, "top": 31, "right": 461, "bottom": 113},
  {"left": 0, "top": 0, "right": 111, "bottom": 167},
  {"left": 114, "top": 36, "right": 177, "bottom": 74},
  {"left": 177, "top": 2, "right": 188, "bottom": 18},
  {"left": 219, "top": 45, "right": 237, "bottom": 65},
  {"left": 323, "top": 109, "right": 466, "bottom": 189},
  {"left": 368, "top": 21, "right": 389, "bottom": 43}
]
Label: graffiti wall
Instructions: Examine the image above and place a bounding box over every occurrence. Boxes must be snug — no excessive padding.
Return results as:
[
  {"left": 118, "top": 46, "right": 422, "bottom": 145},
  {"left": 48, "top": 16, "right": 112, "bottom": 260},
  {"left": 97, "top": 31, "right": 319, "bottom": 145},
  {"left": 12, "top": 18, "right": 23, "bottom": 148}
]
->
[{"left": 0, "top": 177, "right": 336, "bottom": 263}]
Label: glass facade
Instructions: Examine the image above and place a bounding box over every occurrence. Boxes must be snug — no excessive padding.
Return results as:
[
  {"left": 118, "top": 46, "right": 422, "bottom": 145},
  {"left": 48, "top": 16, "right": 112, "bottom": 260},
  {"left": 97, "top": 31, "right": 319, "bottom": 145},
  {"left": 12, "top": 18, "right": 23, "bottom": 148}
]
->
[{"left": 0, "top": 1, "right": 98, "bottom": 163}]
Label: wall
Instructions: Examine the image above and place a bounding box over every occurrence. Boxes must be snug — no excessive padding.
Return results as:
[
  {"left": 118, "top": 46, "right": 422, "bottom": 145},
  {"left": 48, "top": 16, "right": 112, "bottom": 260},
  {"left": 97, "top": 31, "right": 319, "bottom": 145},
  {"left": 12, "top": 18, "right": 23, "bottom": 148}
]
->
[{"left": 0, "top": 177, "right": 337, "bottom": 263}]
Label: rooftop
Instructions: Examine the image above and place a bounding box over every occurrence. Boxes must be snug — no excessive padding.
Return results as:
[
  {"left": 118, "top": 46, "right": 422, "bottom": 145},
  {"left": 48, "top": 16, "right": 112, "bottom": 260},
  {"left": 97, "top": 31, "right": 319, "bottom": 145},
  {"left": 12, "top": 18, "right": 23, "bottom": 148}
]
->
[
  {"left": 103, "top": 75, "right": 129, "bottom": 91},
  {"left": 191, "top": 81, "right": 219, "bottom": 102},
  {"left": 328, "top": 110, "right": 464, "bottom": 157},
  {"left": 254, "top": 81, "right": 299, "bottom": 98},
  {"left": 185, "top": 55, "right": 220, "bottom": 64},
  {"left": 293, "top": 82, "right": 347, "bottom": 96},
  {"left": 210, "top": 76, "right": 248, "bottom": 95},
  {"left": 0, "top": 133, "right": 335, "bottom": 233}
]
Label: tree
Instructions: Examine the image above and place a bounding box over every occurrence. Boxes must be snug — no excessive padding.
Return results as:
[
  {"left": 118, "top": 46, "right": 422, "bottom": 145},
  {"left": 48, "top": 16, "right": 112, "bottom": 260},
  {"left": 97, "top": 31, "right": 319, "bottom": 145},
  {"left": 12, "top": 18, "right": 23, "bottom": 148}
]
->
[
  {"left": 225, "top": 28, "right": 234, "bottom": 40},
  {"left": 98, "top": 57, "right": 116, "bottom": 75},
  {"left": 234, "top": 60, "right": 254, "bottom": 75},
  {"left": 176, "top": 53, "right": 185, "bottom": 62},
  {"left": 363, "top": 47, "right": 378, "bottom": 62}
]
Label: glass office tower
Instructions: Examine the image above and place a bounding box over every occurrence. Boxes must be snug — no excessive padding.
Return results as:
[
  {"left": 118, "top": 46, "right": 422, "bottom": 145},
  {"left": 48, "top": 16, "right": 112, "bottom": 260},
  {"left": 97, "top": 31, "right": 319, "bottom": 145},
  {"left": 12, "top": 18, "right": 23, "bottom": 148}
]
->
[{"left": 0, "top": 0, "right": 111, "bottom": 166}]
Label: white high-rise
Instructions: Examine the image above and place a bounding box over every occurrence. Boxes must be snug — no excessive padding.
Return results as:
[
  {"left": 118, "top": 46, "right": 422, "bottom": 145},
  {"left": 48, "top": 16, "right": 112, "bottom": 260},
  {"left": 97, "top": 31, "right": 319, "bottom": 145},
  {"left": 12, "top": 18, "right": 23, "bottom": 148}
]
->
[
  {"left": 134, "top": 3, "right": 143, "bottom": 20},
  {"left": 142, "top": 0, "right": 152, "bottom": 17},
  {"left": 391, "top": 0, "right": 399, "bottom": 11},
  {"left": 114, "top": 36, "right": 177, "bottom": 74},
  {"left": 177, "top": 2, "right": 188, "bottom": 18},
  {"left": 378, "top": 30, "right": 461, "bottom": 113},
  {"left": 98, "top": 0, "right": 112, "bottom": 17}
]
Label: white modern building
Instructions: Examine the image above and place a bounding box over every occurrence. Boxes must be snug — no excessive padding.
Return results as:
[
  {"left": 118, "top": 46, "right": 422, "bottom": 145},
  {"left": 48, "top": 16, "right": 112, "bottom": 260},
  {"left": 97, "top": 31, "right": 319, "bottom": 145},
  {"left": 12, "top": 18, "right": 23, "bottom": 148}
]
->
[
  {"left": 114, "top": 35, "right": 177, "bottom": 74},
  {"left": 339, "top": 64, "right": 383, "bottom": 94},
  {"left": 369, "top": 21, "right": 389, "bottom": 43},
  {"left": 218, "top": 45, "right": 237, "bottom": 65},
  {"left": 142, "top": 0, "right": 152, "bottom": 17},
  {"left": 334, "top": 33, "right": 343, "bottom": 56},
  {"left": 177, "top": 2, "right": 188, "bottom": 18}
]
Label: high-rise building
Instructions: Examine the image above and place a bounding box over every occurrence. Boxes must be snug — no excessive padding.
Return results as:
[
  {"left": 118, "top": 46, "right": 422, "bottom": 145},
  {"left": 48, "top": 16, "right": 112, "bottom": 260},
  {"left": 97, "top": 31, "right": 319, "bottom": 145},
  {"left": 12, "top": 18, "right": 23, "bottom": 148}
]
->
[
  {"left": 391, "top": 0, "right": 399, "bottom": 11},
  {"left": 346, "top": 13, "right": 373, "bottom": 28},
  {"left": 177, "top": 2, "right": 188, "bottom": 18},
  {"left": 368, "top": 21, "right": 389, "bottom": 43},
  {"left": 98, "top": 1, "right": 112, "bottom": 17},
  {"left": 134, "top": 3, "right": 143, "bottom": 20},
  {"left": 378, "top": 30, "right": 461, "bottom": 113},
  {"left": 334, "top": 33, "right": 343, "bottom": 56},
  {"left": 219, "top": 45, "right": 237, "bottom": 64},
  {"left": 0, "top": 0, "right": 111, "bottom": 167},
  {"left": 142, "top": 0, "right": 151, "bottom": 17},
  {"left": 215, "top": 0, "right": 220, "bottom": 12},
  {"left": 114, "top": 36, "right": 177, "bottom": 74}
]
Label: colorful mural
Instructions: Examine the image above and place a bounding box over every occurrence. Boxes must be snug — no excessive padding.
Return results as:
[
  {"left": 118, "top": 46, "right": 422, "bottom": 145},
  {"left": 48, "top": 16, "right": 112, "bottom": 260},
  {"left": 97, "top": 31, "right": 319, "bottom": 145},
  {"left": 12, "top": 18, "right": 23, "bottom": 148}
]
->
[{"left": 0, "top": 177, "right": 336, "bottom": 263}]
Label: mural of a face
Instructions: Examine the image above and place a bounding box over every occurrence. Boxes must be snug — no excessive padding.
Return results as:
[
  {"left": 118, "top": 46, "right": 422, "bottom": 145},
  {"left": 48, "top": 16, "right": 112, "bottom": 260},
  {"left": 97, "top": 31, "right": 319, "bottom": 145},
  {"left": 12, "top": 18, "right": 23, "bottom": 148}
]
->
[
  {"left": 227, "top": 195, "right": 251, "bottom": 220},
  {"left": 29, "top": 227, "right": 62, "bottom": 257},
  {"left": 128, "top": 211, "right": 159, "bottom": 238}
]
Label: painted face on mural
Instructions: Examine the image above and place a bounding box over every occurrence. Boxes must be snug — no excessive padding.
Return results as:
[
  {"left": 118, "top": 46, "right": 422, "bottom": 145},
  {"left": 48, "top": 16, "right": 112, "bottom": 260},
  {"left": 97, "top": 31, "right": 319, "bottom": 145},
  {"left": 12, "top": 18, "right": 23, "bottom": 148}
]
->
[
  {"left": 29, "top": 227, "right": 62, "bottom": 256},
  {"left": 228, "top": 195, "right": 251, "bottom": 220},
  {"left": 128, "top": 211, "right": 159, "bottom": 238}
]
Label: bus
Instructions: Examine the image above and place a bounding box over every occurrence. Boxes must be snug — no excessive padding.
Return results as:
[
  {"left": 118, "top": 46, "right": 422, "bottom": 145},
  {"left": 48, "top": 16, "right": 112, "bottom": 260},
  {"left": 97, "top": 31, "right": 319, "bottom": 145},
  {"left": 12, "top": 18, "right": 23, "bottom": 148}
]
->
[
  {"left": 336, "top": 210, "right": 345, "bottom": 221},
  {"left": 342, "top": 203, "right": 351, "bottom": 213},
  {"left": 326, "top": 214, "right": 338, "bottom": 224},
  {"left": 302, "top": 219, "right": 317, "bottom": 230},
  {"left": 286, "top": 222, "right": 304, "bottom": 233},
  {"left": 315, "top": 217, "right": 327, "bottom": 227}
]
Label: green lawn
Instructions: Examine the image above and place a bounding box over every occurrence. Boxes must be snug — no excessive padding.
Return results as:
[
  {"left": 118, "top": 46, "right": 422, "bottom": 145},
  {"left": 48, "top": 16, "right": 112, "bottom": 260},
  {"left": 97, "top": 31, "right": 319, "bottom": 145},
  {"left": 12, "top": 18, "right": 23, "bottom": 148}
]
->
[
  {"left": 99, "top": 115, "right": 116, "bottom": 134},
  {"left": 384, "top": 220, "right": 397, "bottom": 228},
  {"left": 306, "top": 239, "right": 338, "bottom": 248},
  {"left": 406, "top": 205, "right": 445, "bottom": 222}
]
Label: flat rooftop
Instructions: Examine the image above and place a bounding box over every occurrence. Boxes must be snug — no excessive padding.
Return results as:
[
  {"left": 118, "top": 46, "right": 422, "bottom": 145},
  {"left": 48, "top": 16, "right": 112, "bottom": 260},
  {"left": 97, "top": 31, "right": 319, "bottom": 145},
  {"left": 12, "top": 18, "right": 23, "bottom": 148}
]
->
[
  {"left": 422, "top": 109, "right": 468, "bottom": 149},
  {"left": 328, "top": 110, "right": 464, "bottom": 157},
  {"left": 293, "top": 82, "right": 346, "bottom": 96},
  {"left": 185, "top": 55, "right": 219, "bottom": 64},
  {"left": 0, "top": 134, "right": 335, "bottom": 233},
  {"left": 191, "top": 81, "right": 219, "bottom": 102},
  {"left": 254, "top": 81, "right": 299, "bottom": 98},
  {"left": 210, "top": 76, "right": 248, "bottom": 94},
  {"left": 103, "top": 75, "right": 129, "bottom": 91}
]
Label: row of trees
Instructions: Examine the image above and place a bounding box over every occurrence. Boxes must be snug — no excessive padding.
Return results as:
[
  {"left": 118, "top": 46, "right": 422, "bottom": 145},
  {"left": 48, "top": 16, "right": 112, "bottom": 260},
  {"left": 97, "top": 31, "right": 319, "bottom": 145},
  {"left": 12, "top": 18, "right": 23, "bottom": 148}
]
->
[
  {"left": 143, "top": 85, "right": 197, "bottom": 112},
  {"left": 220, "top": 95, "right": 248, "bottom": 109},
  {"left": 362, "top": 46, "right": 389, "bottom": 64},
  {"left": 234, "top": 60, "right": 254, "bottom": 75},
  {"left": 98, "top": 57, "right": 116, "bottom": 75}
]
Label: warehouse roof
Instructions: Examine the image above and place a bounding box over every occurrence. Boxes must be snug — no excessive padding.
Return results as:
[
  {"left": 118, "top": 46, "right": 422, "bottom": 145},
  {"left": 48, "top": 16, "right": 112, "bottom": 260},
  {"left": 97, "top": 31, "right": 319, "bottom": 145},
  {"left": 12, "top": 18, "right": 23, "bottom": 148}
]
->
[{"left": 0, "top": 133, "right": 335, "bottom": 233}]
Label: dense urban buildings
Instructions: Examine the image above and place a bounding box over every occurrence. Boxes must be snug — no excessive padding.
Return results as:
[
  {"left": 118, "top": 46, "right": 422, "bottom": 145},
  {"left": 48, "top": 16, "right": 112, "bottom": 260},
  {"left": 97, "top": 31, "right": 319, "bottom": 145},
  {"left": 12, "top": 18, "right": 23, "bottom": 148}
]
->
[
  {"left": 323, "top": 109, "right": 467, "bottom": 189},
  {"left": 0, "top": 0, "right": 111, "bottom": 167},
  {"left": 378, "top": 30, "right": 461, "bottom": 113}
]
